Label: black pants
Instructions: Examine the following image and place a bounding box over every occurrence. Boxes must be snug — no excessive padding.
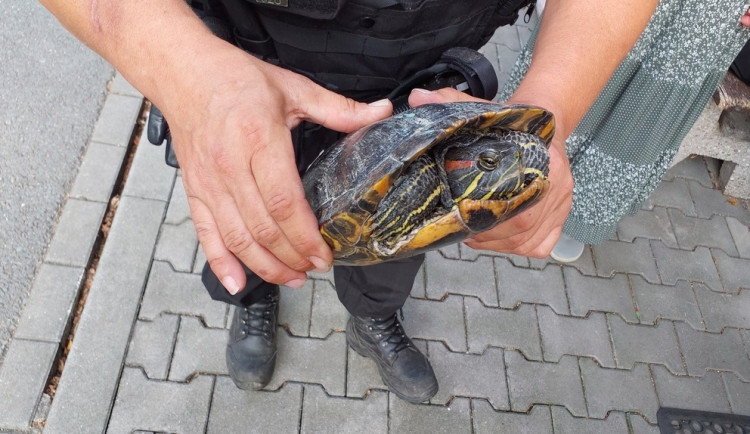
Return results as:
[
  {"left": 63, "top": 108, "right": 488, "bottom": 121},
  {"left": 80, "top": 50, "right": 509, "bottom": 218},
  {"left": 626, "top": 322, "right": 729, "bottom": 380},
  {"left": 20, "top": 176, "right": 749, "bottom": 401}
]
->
[{"left": 201, "top": 122, "right": 424, "bottom": 317}]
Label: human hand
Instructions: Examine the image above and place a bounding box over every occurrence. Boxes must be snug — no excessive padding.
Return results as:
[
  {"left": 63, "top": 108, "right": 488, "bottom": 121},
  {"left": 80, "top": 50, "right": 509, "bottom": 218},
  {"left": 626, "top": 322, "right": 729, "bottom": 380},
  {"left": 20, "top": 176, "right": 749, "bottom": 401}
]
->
[
  {"left": 159, "top": 42, "right": 392, "bottom": 293},
  {"left": 742, "top": 6, "right": 750, "bottom": 27},
  {"left": 407, "top": 87, "right": 573, "bottom": 258}
]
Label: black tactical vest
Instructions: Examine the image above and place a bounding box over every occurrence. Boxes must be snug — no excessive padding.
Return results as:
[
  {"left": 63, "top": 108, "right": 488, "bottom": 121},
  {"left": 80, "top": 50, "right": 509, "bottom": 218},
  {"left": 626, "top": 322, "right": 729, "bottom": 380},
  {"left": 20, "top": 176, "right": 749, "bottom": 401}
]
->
[{"left": 205, "top": 0, "right": 535, "bottom": 99}]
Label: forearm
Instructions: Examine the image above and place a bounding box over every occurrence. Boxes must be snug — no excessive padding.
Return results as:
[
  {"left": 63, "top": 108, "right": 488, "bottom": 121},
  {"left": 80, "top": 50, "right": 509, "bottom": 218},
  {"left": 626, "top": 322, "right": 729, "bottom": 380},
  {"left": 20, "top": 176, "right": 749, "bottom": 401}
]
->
[
  {"left": 509, "top": 0, "right": 658, "bottom": 141},
  {"left": 38, "top": 0, "right": 243, "bottom": 113}
]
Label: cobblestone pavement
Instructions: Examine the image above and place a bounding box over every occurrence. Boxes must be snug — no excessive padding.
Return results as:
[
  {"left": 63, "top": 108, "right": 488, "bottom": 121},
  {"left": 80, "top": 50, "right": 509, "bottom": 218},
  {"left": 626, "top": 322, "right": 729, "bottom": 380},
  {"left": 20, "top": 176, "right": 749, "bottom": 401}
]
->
[{"left": 2, "top": 12, "right": 750, "bottom": 434}]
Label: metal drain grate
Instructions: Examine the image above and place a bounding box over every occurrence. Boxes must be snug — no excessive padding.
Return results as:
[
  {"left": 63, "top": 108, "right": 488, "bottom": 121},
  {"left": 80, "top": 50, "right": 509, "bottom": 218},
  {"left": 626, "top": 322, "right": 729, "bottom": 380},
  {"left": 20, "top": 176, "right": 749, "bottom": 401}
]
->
[{"left": 657, "top": 407, "right": 750, "bottom": 434}]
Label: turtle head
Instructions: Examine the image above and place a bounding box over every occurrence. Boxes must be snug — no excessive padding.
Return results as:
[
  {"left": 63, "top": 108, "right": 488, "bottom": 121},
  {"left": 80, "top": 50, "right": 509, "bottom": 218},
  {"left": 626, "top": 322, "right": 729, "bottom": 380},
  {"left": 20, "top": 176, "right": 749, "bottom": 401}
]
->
[{"left": 442, "top": 135, "right": 524, "bottom": 202}]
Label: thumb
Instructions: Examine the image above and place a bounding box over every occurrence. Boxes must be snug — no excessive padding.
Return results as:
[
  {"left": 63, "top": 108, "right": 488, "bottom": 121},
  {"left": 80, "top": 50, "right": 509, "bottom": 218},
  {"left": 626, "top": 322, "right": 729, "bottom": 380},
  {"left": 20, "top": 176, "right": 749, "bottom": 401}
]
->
[
  {"left": 292, "top": 82, "right": 393, "bottom": 133},
  {"left": 408, "top": 87, "right": 489, "bottom": 108}
]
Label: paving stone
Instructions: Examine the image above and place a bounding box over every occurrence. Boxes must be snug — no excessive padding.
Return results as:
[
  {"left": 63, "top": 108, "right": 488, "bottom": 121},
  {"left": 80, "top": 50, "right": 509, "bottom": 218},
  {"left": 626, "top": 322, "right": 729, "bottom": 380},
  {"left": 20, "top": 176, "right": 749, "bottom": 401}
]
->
[
  {"left": 45, "top": 198, "right": 107, "bottom": 267},
  {"left": 616, "top": 206, "right": 678, "bottom": 248},
  {"left": 674, "top": 322, "right": 750, "bottom": 381},
  {"left": 110, "top": 72, "right": 142, "bottom": 97},
  {"left": 126, "top": 315, "right": 179, "bottom": 380},
  {"left": 310, "top": 279, "right": 348, "bottom": 338},
  {"left": 643, "top": 179, "right": 696, "bottom": 216},
  {"left": 164, "top": 175, "right": 190, "bottom": 225},
  {"left": 423, "top": 253, "right": 497, "bottom": 306},
  {"left": 629, "top": 414, "right": 660, "bottom": 434},
  {"left": 609, "top": 315, "right": 684, "bottom": 374},
  {"left": 307, "top": 267, "right": 334, "bottom": 283},
  {"left": 154, "top": 220, "right": 199, "bottom": 272},
  {"left": 301, "top": 385, "right": 388, "bottom": 433},
  {"left": 722, "top": 373, "right": 750, "bottom": 415},
  {"left": 505, "top": 351, "right": 587, "bottom": 417},
  {"left": 668, "top": 209, "right": 739, "bottom": 255},
  {"left": 208, "top": 379, "right": 301, "bottom": 433},
  {"left": 107, "top": 368, "right": 212, "bottom": 434},
  {"left": 69, "top": 141, "right": 126, "bottom": 202},
  {"left": 694, "top": 283, "right": 750, "bottom": 332},
  {"left": 664, "top": 156, "right": 714, "bottom": 187},
  {"left": 630, "top": 276, "right": 704, "bottom": 330},
  {"left": 495, "top": 259, "right": 569, "bottom": 314},
  {"left": 91, "top": 93, "right": 142, "bottom": 146},
  {"left": 346, "top": 346, "right": 387, "bottom": 397},
  {"left": 464, "top": 298, "right": 542, "bottom": 360},
  {"left": 579, "top": 358, "right": 658, "bottom": 422},
  {"left": 192, "top": 244, "right": 206, "bottom": 275},
  {"left": 278, "top": 280, "right": 313, "bottom": 337},
  {"left": 564, "top": 268, "right": 638, "bottom": 323},
  {"left": 460, "top": 243, "right": 531, "bottom": 267},
  {"left": 472, "top": 402, "right": 553, "bottom": 434},
  {"left": 726, "top": 217, "right": 750, "bottom": 258},
  {"left": 169, "top": 316, "right": 228, "bottom": 381},
  {"left": 689, "top": 180, "right": 750, "bottom": 221},
  {"left": 651, "top": 365, "right": 732, "bottom": 414},
  {"left": 652, "top": 242, "right": 722, "bottom": 292},
  {"left": 592, "top": 238, "right": 660, "bottom": 284},
  {"left": 550, "top": 407, "right": 628, "bottom": 434},
  {"left": 531, "top": 246, "right": 599, "bottom": 277},
  {"left": 390, "top": 396, "right": 472, "bottom": 433},
  {"left": 140, "top": 261, "right": 228, "bottom": 328},
  {"left": 713, "top": 249, "right": 750, "bottom": 293},
  {"left": 0, "top": 339, "right": 58, "bottom": 430},
  {"left": 402, "top": 295, "right": 467, "bottom": 352},
  {"left": 489, "top": 23, "right": 522, "bottom": 51},
  {"left": 13, "top": 263, "right": 84, "bottom": 342},
  {"left": 44, "top": 196, "right": 165, "bottom": 433},
  {"left": 437, "top": 243, "right": 460, "bottom": 259},
  {"left": 428, "top": 344, "right": 509, "bottom": 409},
  {"left": 266, "top": 332, "right": 347, "bottom": 396},
  {"left": 122, "top": 127, "right": 176, "bottom": 201},
  {"left": 410, "top": 265, "right": 426, "bottom": 298},
  {"left": 538, "top": 306, "right": 615, "bottom": 367}
]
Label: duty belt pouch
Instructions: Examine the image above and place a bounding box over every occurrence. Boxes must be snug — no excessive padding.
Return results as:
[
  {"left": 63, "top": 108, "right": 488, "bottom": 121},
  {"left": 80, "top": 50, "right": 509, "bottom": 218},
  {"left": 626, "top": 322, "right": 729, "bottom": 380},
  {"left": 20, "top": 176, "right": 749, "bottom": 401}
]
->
[{"left": 246, "top": 0, "right": 347, "bottom": 19}]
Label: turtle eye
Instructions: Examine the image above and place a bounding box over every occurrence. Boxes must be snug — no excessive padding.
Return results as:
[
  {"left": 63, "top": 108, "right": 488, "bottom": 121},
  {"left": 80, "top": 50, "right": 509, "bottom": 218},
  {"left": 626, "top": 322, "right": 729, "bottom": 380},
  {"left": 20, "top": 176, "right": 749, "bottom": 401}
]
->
[{"left": 477, "top": 152, "right": 499, "bottom": 171}]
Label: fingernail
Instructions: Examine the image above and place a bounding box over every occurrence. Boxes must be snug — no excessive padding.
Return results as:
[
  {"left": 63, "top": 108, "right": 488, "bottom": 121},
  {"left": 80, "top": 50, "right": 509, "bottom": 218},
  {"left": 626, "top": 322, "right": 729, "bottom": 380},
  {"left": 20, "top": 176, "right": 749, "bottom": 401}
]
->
[
  {"left": 308, "top": 256, "right": 331, "bottom": 273},
  {"left": 368, "top": 98, "right": 391, "bottom": 107},
  {"left": 222, "top": 276, "right": 241, "bottom": 295},
  {"left": 463, "top": 237, "right": 476, "bottom": 244},
  {"left": 284, "top": 278, "right": 307, "bottom": 289},
  {"left": 412, "top": 88, "right": 433, "bottom": 95}
]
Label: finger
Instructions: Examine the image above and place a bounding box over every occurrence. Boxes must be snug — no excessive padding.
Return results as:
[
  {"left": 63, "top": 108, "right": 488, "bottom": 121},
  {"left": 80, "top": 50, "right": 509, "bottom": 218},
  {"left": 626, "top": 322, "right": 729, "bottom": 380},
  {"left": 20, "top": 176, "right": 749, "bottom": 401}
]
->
[
  {"left": 290, "top": 75, "right": 393, "bottom": 133},
  {"left": 233, "top": 121, "right": 334, "bottom": 271},
  {"left": 209, "top": 187, "right": 310, "bottom": 287},
  {"left": 188, "top": 196, "right": 247, "bottom": 294},
  {"left": 742, "top": 10, "right": 750, "bottom": 27},
  {"left": 407, "top": 87, "right": 488, "bottom": 107}
]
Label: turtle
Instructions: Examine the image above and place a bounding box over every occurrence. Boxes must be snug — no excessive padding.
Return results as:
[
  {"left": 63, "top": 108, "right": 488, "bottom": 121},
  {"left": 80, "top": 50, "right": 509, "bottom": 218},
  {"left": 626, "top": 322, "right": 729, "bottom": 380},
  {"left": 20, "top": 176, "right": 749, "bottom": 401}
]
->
[{"left": 302, "top": 102, "right": 555, "bottom": 265}]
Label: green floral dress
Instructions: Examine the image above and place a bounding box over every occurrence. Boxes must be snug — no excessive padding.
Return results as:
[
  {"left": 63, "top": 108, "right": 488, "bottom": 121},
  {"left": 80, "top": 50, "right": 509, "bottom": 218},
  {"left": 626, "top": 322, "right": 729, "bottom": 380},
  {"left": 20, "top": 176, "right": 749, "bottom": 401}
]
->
[{"left": 501, "top": 0, "right": 750, "bottom": 244}]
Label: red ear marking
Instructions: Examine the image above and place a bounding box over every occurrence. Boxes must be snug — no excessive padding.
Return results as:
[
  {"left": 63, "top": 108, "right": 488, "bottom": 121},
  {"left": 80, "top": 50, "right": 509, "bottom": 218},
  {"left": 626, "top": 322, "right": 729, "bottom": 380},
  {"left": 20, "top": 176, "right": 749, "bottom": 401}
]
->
[{"left": 444, "top": 160, "right": 474, "bottom": 172}]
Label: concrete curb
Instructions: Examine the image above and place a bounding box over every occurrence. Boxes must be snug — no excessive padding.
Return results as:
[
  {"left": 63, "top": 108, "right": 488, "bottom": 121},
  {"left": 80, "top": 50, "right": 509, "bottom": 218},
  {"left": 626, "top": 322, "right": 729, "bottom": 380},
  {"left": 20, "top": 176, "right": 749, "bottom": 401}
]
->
[{"left": 0, "top": 72, "right": 143, "bottom": 431}]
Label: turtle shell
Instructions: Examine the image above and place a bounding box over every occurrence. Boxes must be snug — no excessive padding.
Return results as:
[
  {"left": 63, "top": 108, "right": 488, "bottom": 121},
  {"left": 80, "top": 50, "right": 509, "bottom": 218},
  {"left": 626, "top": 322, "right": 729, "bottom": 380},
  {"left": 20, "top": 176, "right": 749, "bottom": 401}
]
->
[{"left": 302, "top": 102, "right": 555, "bottom": 265}]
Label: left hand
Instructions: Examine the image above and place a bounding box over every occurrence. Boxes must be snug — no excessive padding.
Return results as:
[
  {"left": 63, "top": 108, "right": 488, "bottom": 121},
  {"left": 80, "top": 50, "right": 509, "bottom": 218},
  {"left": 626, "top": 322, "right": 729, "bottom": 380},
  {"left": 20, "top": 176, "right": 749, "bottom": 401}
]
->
[
  {"left": 408, "top": 87, "right": 573, "bottom": 258},
  {"left": 742, "top": 6, "right": 750, "bottom": 27}
]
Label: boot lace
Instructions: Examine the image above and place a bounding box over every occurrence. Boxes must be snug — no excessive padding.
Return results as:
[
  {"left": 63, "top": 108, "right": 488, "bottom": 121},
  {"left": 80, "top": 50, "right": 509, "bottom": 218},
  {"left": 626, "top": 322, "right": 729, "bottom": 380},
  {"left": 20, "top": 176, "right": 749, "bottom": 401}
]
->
[
  {"left": 368, "top": 313, "right": 412, "bottom": 354},
  {"left": 239, "top": 293, "right": 278, "bottom": 339}
]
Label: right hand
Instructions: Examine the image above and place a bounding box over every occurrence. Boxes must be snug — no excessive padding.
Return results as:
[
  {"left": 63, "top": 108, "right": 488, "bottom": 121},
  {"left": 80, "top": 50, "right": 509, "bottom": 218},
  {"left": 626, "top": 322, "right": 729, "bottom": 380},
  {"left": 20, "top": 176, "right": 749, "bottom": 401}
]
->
[{"left": 157, "top": 40, "right": 392, "bottom": 294}]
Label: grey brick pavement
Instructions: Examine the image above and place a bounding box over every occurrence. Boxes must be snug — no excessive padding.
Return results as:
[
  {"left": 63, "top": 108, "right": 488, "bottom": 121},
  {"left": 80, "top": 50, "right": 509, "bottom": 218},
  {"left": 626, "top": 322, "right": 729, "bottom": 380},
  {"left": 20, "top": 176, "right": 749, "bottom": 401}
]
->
[{"left": 3, "top": 11, "right": 750, "bottom": 433}]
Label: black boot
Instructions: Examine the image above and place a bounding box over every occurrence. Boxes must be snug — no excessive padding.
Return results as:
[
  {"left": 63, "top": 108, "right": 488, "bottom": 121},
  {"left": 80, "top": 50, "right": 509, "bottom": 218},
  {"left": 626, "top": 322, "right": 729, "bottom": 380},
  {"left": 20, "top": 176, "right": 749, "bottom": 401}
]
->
[
  {"left": 346, "top": 313, "right": 438, "bottom": 403},
  {"left": 226, "top": 286, "right": 279, "bottom": 390}
]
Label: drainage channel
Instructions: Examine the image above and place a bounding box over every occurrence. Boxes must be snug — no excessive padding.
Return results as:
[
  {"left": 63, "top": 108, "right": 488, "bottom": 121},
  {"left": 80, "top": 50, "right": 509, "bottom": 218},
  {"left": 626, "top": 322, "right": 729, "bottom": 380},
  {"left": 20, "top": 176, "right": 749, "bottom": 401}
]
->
[{"left": 33, "top": 100, "right": 150, "bottom": 428}]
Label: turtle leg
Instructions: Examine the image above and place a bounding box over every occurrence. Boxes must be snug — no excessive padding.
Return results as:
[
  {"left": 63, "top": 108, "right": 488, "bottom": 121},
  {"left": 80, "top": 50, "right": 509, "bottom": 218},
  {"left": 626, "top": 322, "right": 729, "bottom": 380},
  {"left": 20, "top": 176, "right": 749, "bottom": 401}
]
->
[{"left": 370, "top": 155, "right": 445, "bottom": 247}]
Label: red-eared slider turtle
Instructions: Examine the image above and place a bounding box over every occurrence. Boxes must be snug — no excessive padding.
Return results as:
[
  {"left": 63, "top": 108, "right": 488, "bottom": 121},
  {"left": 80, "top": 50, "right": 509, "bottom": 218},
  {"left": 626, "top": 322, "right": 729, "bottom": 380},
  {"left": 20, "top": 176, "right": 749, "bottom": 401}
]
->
[{"left": 302, "top": 102, "right": 554, "bottom": 265}]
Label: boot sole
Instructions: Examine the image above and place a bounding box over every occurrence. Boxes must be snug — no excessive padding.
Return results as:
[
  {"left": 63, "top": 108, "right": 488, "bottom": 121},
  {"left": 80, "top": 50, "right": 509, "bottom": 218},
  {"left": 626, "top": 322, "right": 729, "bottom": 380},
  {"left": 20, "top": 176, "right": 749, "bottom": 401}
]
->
[{"left": 346, "top": 320, "right": 438, "bottom": 404}]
